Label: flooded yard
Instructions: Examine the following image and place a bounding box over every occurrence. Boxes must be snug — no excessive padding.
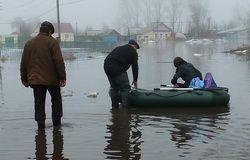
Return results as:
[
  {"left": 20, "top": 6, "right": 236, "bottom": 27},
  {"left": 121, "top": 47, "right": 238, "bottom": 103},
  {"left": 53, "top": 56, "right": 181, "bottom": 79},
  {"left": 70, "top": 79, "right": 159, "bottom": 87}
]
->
[{"left": 1, "top": 41, "right": 250, "bottom": 159}]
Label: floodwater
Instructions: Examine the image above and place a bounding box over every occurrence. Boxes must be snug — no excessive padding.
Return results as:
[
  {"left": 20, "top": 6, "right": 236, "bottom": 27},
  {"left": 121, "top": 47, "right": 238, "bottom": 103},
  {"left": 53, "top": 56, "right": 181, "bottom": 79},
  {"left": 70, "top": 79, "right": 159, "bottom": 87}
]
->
[{"left": 1, "top": 40, "right": 250, "bottom": 160}]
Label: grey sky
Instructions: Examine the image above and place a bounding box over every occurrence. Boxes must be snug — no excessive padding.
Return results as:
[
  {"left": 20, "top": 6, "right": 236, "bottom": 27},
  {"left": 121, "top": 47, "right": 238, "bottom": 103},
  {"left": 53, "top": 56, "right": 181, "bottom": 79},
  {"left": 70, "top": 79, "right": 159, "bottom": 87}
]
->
[
  {"left": 0, "top": 0, "right": 119, "bottom": 34},
  {"left": 209, "top": 0, "right": 250, "bottom": 23},
  {"left": 0, "top": 0, "right": 250, "bottom": 34}
]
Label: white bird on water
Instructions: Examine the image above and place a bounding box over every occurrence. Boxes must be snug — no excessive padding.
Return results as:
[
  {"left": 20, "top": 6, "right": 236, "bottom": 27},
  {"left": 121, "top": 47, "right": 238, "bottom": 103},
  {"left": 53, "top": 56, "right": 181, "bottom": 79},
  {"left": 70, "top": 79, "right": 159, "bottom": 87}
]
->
[{"left": 86, "top": 92, "right": 99, "bottom": 98}]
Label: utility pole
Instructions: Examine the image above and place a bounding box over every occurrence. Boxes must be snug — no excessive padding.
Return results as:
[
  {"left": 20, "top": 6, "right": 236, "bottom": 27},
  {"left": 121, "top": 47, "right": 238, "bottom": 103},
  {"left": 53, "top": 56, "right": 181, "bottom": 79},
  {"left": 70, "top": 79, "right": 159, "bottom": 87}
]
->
[{"left": 56, "top": 0, "right": 61, "bottom": 42}]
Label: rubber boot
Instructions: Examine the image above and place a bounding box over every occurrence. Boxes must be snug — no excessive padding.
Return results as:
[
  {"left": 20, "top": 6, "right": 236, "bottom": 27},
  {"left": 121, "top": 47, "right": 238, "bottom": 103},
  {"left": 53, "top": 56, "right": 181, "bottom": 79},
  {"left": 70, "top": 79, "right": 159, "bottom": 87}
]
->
[
  {"left": 53, "top": 119, "right": 61, "bottom": 127},
  {"left": 120, "top": 89, "right": 130, "bottom": 107},
  {"left": 109, "top": 88, "right": 119, "bottom": 108},
  {"left": 37, "top": 121, "right": 45, "bottom": 129}
]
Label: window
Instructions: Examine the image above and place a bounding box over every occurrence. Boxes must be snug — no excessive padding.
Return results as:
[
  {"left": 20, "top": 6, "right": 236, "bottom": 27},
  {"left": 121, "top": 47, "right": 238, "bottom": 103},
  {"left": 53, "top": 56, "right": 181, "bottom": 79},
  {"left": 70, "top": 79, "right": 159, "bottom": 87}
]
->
[{"left": 65, "top": 34, "right": 69, "bottom": 39}]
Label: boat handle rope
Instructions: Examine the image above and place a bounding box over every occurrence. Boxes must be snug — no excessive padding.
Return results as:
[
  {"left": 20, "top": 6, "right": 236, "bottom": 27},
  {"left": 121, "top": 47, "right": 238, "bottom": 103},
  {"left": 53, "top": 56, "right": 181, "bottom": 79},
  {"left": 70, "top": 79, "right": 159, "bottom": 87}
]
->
[{"left": 145, "top": 91, "right": 203, "bottom": 98}]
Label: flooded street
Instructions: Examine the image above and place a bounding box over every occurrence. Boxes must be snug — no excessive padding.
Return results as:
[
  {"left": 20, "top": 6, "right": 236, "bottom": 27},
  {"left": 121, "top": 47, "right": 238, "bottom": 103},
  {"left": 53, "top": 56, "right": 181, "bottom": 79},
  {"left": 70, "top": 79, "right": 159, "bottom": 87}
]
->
[{"left": 1, "top": 41, "right": 250, "bottom": 159}]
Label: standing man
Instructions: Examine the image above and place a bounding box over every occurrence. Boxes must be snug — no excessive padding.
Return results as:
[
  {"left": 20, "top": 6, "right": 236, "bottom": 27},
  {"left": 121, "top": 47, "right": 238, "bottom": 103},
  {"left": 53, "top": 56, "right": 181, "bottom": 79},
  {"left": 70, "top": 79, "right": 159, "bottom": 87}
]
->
[
  {"left": 20, "top": 21, "right": 66, "bottom": 129},
  {"left": 104, "top": 39, "right": 140, "bottom": 108}
]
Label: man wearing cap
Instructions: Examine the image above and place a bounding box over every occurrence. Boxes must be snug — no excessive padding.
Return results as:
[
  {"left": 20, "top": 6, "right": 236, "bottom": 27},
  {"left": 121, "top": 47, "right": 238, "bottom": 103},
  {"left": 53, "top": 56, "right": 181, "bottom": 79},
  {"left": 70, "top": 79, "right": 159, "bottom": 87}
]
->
[
  {"left": 20, "top": 21, "right": 66, "bottom": 129},
  {"left": 104, "top": 39, "right": 140, "bottom": 108}
]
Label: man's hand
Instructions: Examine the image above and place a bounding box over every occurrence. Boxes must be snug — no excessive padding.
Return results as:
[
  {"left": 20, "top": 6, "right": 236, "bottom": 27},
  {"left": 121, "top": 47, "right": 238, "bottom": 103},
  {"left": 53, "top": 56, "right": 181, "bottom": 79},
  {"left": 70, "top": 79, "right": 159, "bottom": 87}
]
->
[
  {"left": 22, "top": 81, "right": 29, "bottom": 87},
  {"left": 174, "top": 84, "right": 179, "bottom": 88},
  {"left": 59, "top": 80, "right": 66, "bottom": 87},
  {"left": 132, "top": 81, "right": 137, "bottom": 89}
]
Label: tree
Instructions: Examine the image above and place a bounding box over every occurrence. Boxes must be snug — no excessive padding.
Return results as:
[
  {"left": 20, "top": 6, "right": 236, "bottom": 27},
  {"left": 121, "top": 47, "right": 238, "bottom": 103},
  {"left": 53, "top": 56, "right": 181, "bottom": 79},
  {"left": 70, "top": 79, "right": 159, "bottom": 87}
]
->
[
  {"left": 117, "top": 0, "right": 142, "bottom": 28},
  {"left": 102, "top": 24, "right": 110, "bottom": 32},
  {"left": 165, "top": 0, "right": 184, "bottom": 33},
  {"left": 141, "top": 0, "right": 153, "bottom": 26},
  {"left": 130, "top": 0, "right": 141, "bottom": 28},
  {"left": 11, "top": 17, "right": 40, "bottom": 36},
  {"left": 84, "top": 25, "right": 93, "bottom": 33},
  {"left": 152, "top": 0, "right": 165, "bottom": 23},
  {"left": 187, "top": 0, "right": 209, "bottom": 38}
]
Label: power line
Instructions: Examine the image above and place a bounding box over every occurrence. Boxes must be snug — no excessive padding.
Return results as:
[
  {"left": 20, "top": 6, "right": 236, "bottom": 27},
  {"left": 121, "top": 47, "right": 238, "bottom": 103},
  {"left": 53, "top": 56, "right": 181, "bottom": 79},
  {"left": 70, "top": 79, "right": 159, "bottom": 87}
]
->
[
  {"left": 1, "top": 0, "right": 43, "bottom": 12},
  {"left": 0, "top": 0, "right": 86, "bottom": 23},
  {"left": 60, "top": 0, "right": 85, "bottom": 6},
  {"left": 24, "top": 7, "right": 56, "bottom": 21},
  {"left": 15, "top": 0, "right": 36, "bottom": 8},
  {"left": 19, "top": 0, "right": 86, "bottom": 22}
]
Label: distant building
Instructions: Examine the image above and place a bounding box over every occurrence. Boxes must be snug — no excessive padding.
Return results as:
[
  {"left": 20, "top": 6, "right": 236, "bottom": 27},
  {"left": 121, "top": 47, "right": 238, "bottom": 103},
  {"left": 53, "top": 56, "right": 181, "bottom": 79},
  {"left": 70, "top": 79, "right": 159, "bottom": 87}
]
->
[
  {"left": 137, "top": 22, "right": 172, "bottom": 42},
  {"left": 99, "top": 29, "right": 122, "bottom": 43},
  {"left": 1, "top": 32, "right": 20, "bottom": 48},
  {"left": 200, "top": 29, "right": 218, "bottom": 39},
  {"left": 217, "top": 25, "right": 250, "bottom": 46},
  {"left": 127, "top": 27, "right": 143, "bottom": 40},
  {"left": 84, "top": 30, "right": 102, "bottom": 36},
  {"left": 75, "top": 29, "right": 121, "bottom": 43},
  {"left": 31, "top": 22, "right": 75, "bottom": 42}
]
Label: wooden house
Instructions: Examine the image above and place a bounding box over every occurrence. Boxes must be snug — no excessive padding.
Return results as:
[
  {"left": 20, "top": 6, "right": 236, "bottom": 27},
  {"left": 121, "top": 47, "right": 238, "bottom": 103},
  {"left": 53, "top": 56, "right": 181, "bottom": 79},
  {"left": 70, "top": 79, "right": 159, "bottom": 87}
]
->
[
  {"left": 137, "top": 22, "right": 172, "bottom": 42},
  {"left": 99, "top": 29, "right": 121, "bottom": 43}
]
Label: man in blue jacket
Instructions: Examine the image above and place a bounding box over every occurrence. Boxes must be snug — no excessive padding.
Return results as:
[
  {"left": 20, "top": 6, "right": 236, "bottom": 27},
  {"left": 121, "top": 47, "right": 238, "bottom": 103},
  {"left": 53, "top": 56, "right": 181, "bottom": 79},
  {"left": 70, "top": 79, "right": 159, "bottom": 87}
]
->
[{"left": 104, "top": 40, "right": 140, "bottom": 108}]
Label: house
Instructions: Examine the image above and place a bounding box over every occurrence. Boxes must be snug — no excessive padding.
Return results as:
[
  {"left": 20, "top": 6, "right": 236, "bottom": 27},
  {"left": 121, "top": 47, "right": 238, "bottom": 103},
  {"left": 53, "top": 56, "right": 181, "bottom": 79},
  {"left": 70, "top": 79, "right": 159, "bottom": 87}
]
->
[
  {"left": 0, "top": 31, "right": 35, "bottom": 49},
  {"left": 137, "top": 22, "right": 172, "bottom": 42},
  {"left": 74, "top": 28, "right": 122, "bottom": 49},
  {"left": 85, "top": 30, "right": 102, "bottom": 36},
  {"left": 217, "top": 25, "right": 250, "bottom": 46},
  {"left": 99, "top": 29, "right": 122, "bottom": 43},
  {"left": 218, "top": 25, "right": 248, "bottom": 40},
  {"left": 31, "top": 22, "right": 75, "bottom": 42},
  {"left": 75, "top": 29, "right": 121, "bottom": 43},
  {"left": 1, "top": 32, "right": 20, "bottom": 48},
  {"left": 127, "top": 27, "right": 143, "bottom": 40}
]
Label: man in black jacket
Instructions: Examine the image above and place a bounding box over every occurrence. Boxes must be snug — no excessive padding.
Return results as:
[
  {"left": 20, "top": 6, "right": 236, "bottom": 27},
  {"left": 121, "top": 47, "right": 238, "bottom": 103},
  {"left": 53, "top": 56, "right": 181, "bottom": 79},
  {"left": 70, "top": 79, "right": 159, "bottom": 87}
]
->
[{"left": 104, "top": 40, "right": 140, "bottom": 108}]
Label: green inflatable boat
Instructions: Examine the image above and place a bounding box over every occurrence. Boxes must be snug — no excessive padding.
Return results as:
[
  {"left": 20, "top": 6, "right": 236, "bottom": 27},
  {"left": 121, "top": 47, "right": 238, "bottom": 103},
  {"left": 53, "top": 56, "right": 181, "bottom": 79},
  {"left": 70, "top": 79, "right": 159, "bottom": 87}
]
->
[{"left": 128, "top": 87, "right": 230, "bottom": 107}]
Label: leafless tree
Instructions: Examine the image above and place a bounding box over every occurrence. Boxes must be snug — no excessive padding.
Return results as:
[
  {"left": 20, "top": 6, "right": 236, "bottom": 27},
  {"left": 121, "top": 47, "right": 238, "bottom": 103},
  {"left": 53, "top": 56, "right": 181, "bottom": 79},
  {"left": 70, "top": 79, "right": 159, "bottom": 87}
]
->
[
  {"left": 102, "top": 24, "right": 110, "bottom": 32},
  {"left": 117, "top": 0, "right": 141, "bottom": 28},
  {"left": 232, "top": 3, "right": 247, "bottom": 25},
  {"left": 118, "top": 0, "right": 166, "bottom": 28},
  {"left": 141, "top": 0, "right": 153, "bottom": 26},
  {"left": 187, "top": 0, "right": 209, "bottom": 38},
  {"left": 130, "top": 0, "right": 141, "bottom": 28},
  {"left": 116, "top": 0, "right": 133, "bottom": 33},
  {"left": 11, "top": 17, "right": 39, "bottom": 36},
  {"left": 84, "top": 25, "right": 93, "bottom": 32},
  {"left": 152, "top": 0, "right": 165, "bottom": 23},
  {"left": 244, "top": 8, "right": 250, "bottom": 40},
  {"left": 165, "top": 0, "right": 184, "bottom": 32}
]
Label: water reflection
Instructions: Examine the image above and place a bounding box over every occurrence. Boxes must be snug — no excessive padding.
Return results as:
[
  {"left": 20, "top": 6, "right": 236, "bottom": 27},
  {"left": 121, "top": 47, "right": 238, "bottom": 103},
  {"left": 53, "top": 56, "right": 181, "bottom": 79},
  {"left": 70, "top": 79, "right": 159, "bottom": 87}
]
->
[
  {"left": 130, "top": 106, "right": 230, "bottom": 157},
  {"left": 104, "top": 108, "right": 142, "bottom": 160},
  {"left": 35, "top": 130, "right": 46, "bottom": 159},
  {"left": 168, "top": 110, "right": 227, "bottom": 150},
  {"left": 35, "top": 128, "right": 68, "bottom": 160},
  {"left": 0, "top": 65, "right": 4, "bottom": 105}
]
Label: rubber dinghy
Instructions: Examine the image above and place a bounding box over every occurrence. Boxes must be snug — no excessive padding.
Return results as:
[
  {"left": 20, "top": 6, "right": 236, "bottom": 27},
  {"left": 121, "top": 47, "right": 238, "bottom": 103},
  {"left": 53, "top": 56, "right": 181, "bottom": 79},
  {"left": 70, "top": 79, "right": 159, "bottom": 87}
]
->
[{"left": 128, "top": 87, "right": 230, "bottom": 107}]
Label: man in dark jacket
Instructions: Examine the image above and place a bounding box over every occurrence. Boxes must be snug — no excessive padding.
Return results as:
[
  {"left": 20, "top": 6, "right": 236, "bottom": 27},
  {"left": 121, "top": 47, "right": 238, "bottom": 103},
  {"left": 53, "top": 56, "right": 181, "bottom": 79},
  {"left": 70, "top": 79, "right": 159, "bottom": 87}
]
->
[
  {"left": 104, "top": 40, "right": 139, "bottom": 108},
  {"left": 171, "top": 57, "right": 202, "bottom": 88},
  {"left": 20, "top": 21, "right": 66, "bottom": 129}
]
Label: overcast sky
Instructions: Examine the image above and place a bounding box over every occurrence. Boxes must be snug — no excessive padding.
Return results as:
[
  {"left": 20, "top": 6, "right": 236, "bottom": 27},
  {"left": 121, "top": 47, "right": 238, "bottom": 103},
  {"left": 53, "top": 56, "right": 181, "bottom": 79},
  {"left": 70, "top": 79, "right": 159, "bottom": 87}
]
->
[
  {"left": 0, "top": 0, "right": 250, "bottom": 34},
  {"left": 209, "top": 0, "right": 250, "bottom": 23}
]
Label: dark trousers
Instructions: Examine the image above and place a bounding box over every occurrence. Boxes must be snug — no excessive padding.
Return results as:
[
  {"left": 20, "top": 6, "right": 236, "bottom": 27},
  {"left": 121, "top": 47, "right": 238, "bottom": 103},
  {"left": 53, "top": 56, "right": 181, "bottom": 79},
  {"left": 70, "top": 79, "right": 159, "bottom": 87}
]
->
[
  {"left": 106, "top": 72, "right": 131, "bottom": 107},
  {"left": 32, "top": 85, "right": 62, "bottom": 123},
  {"left": 104, "top": 61, "right": 131, "bottom": 107}
]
